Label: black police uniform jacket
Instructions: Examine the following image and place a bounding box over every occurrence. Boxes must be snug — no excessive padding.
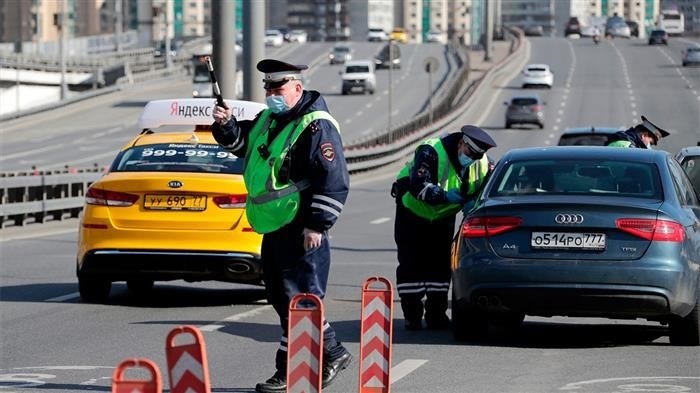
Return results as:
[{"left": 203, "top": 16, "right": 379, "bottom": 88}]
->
[{"left": 212, "top": 90, "right": 349, "bottom": 233}]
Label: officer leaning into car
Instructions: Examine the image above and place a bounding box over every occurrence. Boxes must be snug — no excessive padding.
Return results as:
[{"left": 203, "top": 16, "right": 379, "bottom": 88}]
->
[
  {"left": 211, "top": 59, "right": 352, "bottom": 393},
  {"left": 607, "top": 115, "right": 670, "bottom": 149},
  {"left": 391, "top": 126, "right": 497, "bottom": 330}
]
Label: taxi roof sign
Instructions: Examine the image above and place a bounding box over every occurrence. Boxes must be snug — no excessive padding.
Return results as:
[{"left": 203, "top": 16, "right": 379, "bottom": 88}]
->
[{"left": 137, "top": 98, "right": 267, "bottom": 130}]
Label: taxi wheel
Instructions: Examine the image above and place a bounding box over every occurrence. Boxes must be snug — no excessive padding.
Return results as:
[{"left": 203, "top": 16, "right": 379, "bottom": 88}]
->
[
  {"left": 78, "top": 277, "right": 111, "bottom": 303},
  {"left": 127, "top": 279, "right": 155, "bottom": 295}
]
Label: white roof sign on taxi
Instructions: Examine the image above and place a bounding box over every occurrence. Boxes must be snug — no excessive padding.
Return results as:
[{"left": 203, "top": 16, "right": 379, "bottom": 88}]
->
[{"left": 137, "top": 98, "right": 267, "bottom": 130}]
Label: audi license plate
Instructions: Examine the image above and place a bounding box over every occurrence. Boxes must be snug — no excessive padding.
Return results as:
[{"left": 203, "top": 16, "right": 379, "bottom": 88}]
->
[
  {"left": 144, "top": 194, "right": 206, "bottom": 211},
  {"left": 531, "top": 232, "right": 605, "bottom": 250}
]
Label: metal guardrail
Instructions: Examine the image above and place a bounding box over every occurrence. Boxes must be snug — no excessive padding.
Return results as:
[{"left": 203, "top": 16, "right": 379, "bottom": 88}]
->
[{"left": 0, "top": 30, "right": 524, "bottom": 228}]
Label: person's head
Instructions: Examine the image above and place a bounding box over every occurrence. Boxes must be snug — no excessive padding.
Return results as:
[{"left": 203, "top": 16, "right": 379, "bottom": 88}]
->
[
  {"left": 457, "top": 125, "right": 497, "bottom": 167},
  {"left": 634, "top": 115, "right": 670, "bottom": 148},
  {"left": 257, "top": 59, "right": 308, "bottom": 114}
]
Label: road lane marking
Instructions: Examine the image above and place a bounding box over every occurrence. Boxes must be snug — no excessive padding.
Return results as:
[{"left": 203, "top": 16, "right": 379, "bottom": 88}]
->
[
  {"left": 390, "top": 359, "right": 428, "bottom": 384},
  {"left": 370, "top": 217, "right": 391, "bottom": 224},
  {"left": 47, "top": 292, "right": 80, "bottom": 302},
  {"left": 199, "top": 305, "right": 274, "bottom": 332}
]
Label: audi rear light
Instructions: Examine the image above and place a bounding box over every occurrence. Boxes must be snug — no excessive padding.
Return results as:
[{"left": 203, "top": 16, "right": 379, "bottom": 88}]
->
[
  {"left": 213, "top": 194, "right": 247, "bottom": 208},
  {"left": 461, "top": 216, "right": 522, "bottom": 238},
  {"left": 616, "top": 218, "right": 685, "bottom": 242},
  {"left": 85, "top": 187, "right": 138, "bottom": 206}
]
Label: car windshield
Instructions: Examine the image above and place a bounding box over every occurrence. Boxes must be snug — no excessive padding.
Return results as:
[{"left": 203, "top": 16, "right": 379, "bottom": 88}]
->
[
  {"left": 558, "top": 135, "right": 611, "bottom": 146},
  {"left": 111, "top": 143, "right": 244, "bottom": 174},
  {"left": 651, "top": 30, "right": 666, "bottom": 36},
  {"left": 511, "top": 98, "right": 538, "bottom": 106},
  {"left": 527, "top": 67, "right": 547, "bottom": 72},
  {"left": 346, "top": 65, "right": 369, "bottom": 73},
  {"left": 489, "top": 159, "right": 662, "bottom": 198},
  {"left": 334, "top": 47, "right": 350, "bottom": 53}
]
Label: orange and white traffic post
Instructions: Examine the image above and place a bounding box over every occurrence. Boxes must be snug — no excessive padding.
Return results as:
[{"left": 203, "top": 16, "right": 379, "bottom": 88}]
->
[
  {"left": 112, "top": 358, "right": 162, "bottom": 393},
  {"left": 358, "top": 277, "right": 394, "bottom": 393},
  {"left": 287, "top": 293, "right": 324, "bottom": 393},
  {"left": 165, "top": 325, "right": 212, "bottom": 393}
]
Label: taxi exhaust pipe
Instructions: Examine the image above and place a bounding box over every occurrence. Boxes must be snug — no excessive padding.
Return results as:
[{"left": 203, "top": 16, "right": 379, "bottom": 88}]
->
[{"left": 226, "top": 260, "right": 253, "bottom": 275}]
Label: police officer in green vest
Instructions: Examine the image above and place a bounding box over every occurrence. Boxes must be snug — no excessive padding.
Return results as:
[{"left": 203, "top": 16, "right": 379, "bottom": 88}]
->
[
  {"left": 607, "top": 115, "right": 670, "bottom": 148},
  {"left": 211, "top": 59, "right": 351, "bottom": 393},
  {"left": 391, "top": 125, "right": 497, "bottom": 330}
]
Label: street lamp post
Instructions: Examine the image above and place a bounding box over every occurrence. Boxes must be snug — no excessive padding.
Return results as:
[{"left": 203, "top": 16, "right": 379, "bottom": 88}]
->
[
  {"left": 387, "top": 41, "right": 394, "bottom": 144},
  {"left": 59, "top": 0, "right": 67, "bottom": 100}
]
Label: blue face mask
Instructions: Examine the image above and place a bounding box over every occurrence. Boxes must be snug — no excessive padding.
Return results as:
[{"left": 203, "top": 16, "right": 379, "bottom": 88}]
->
[
  {"left": 266, "top": 95, "right": 288, "bottom": 114},
  {"left": 459, "top": 152, "right": 473, "bottom": 167}
]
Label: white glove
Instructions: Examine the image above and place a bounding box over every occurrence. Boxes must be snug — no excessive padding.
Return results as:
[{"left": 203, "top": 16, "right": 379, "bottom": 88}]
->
[{"left": 303, "top": 228, "right": 323, "bottom": 251}]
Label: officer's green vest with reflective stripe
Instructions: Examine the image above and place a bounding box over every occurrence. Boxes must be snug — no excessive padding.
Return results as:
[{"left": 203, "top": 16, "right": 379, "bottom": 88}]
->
[
  {"left": 243, "top": 109, "right": 340, "bottom": 234},
  {"left": 608, "top": 140, "right": 633, "bottom": 148},
  {"left": 396, "top": 138, "right": 489, "bottom": 221}
]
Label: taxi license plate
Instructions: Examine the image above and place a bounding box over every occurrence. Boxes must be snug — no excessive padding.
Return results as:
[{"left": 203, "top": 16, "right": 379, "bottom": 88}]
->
[
  {"left": 531, "top": 232, "right": 605, "bottom": 250},
  {"left": 144, "top": 194, "right": 206, "bottom": 211}
]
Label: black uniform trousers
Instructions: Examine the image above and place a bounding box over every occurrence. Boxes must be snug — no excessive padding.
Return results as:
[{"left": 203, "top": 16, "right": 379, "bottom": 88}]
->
[
  {"left": 394, "top": 200, "right": 455, "bottom": 324},
  {"left": 261, "top": 221, "right": 347, "bottom": 374}
]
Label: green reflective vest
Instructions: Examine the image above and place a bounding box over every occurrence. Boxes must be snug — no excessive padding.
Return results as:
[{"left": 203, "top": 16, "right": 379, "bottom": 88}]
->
[
  {"left": 243, "top": 109, "right": 340, "bottom": 234},
  {"left": 396, "top": 138, "right": 489, "bottom": 221},
  {"left": 608, "top": 140, "right": 633, "bottom": 148}
]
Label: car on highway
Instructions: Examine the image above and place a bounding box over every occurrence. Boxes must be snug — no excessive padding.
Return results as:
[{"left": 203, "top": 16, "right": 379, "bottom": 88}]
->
[
  {"left": 76, "top": 98, "right": 267, "bottom": 303},
  {"left": 524, "top": 25, "right": 544, "bottom": 37},
  {"left": 521, "top": 63, "right": 553, "bottom": 89},
  {"left": 374, "top": 42, "right": 401, "bottom": 69},
  {"left": 425, "top": 30, "right": 447, "bottom": 43},
  {"left": 557, "top": 126, "right": 623, "bottom": 146},
  {"left": 564, "top": 17, "right": 581, "bottom": 37},
  {"left": 451, "top": 146, "right": 700, "bottom": 345},
  {"left": 390, "top": 27, "right": 409, "bottom": 43},
  {"left": 608, "top": 22, "right": 632, "bottom": 38},
  {"left": 504, "top": 95, "right": 545, "bottom": 129},
  {"left": 605, "top": 15, "right": 626, "bottom": 37},
  {"left": 340, "top": 60, "right": 376, "bottom": 95},
  {"left": 675, "top": 145, "right": 700, "bottom": 196},
  {"left": 626, "top": 20, "right": 640, "bottom": 37},
  {"left": 288, "top": 29, "right": 308, "bottom": 43},
  {"left": 682, "top": 46, "right": 700, "bottom": 67},
  {"left": 264, "top": 29, "right": 284, "bottom": 47},
  {"left": 648, "top": 29, "right": 669, "bottom": 45},
  {"left": 367, "top": 28, "right": 389, "bottom": 42},
  {"left": 329, "top": 44, "right": 353, "bottom": 65}
]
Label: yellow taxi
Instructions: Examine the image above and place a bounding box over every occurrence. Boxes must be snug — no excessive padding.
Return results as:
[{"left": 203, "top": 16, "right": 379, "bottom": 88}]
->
[
  {"left": 390, "top": 27, "right": 409, "bottom": 43},
  {"left": 76, "top": 98, "right": 266, "bottom": 303}
]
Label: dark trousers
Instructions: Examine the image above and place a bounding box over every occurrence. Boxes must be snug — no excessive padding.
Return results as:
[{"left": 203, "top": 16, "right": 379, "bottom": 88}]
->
[
  {"left": 394, "top": 201, "right": 455, "bottom": 323},
  {"left": 261, "top": 222, "right": 346, "bottom": 374}
]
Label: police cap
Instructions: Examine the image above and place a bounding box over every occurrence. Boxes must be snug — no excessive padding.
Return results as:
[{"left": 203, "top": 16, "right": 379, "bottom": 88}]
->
[
  {"left": 257, "top": 59, "right": 308, "bottom": 89},
  {"left": 636, "top": 115, "right": 669, "bottom": 145},
  {"left": 460, "top": 125, "right": 497, "bottom": 154}
]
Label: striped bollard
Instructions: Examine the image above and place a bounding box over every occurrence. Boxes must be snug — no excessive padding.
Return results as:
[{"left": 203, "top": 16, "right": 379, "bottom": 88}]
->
[
  {"left": 165, "top": 325, "right": 211, "bottom": 393},
  {"left": 287, "top": 293, "right": 324, "bottom": 393},
  {"left": 111, "top": 358, "right": 162, "bottom": 393},
  {"left": 358, "top": 277, "right": 394, "bottom": 393}
]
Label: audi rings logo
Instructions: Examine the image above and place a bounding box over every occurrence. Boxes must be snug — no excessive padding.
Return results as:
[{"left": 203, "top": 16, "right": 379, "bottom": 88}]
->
[{"left": 555, "top": 214, "right": 584, "bottom": 224}]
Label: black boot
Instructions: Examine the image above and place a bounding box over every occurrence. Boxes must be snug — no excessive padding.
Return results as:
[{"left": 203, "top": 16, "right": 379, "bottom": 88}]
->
[
  {"left": 322, "top": 351, "right": 353, "bottom": 388},
  {"left": 255, "top": 371, "right": 286, "bottom": 393}
]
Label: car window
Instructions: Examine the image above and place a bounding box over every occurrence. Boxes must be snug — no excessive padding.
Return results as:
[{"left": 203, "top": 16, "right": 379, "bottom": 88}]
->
[
  {"left": 511, "top": 98, "right": 538, "bottom": 106},
  {"left": 489, "top": 159, "right": 662, "bottom": 198},
  {"left": 675, "top": 157, "right": 700, "bottom": 202},
  {"left": 651, "top": 30, "right": 665, "bottom": 36},
  {"left": 346, "top": 65, "right": 370, "bottom": 73},
  {"left": 528, "top": 67, "right": 547, "bottom": 72},
  {"left": 111, "top": 143, "right": 244, "bottom": 174},
  {"left": 557, "top": 134, "right": 611, "bottom": 146}
]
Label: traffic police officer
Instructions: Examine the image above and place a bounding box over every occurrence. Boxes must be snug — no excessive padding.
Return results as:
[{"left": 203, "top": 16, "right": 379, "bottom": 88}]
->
[
  {"left": 608, "top": 115, "right": 670, "bottom": 148},
  {"left": 211, "top": 59, "right": 352, "bottom": 393},
  {"left": 392, "top": 126, "right": 497, "bottom": 330}
]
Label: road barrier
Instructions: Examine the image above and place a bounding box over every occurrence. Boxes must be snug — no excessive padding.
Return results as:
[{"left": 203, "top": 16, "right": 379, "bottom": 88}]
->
[
  {"left": 111, "top": 358, "right": 163, "bottom": 393},
  {"left": 358, "top": 277, "right": 394, "bottom": 393},
  {"left": 165, "top": 326, "right": 212, "bottom": 393},
  {"left": 0, "top": 29, "right": 525, "bottom": 228},
  {"left": 287, "top": 293, "right": 324, "bottom": 393}
]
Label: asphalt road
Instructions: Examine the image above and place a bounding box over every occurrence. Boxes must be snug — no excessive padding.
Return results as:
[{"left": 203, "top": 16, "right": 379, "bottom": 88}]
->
[{"left": 1, "top": 36, "right": 700, "bottom": 392}]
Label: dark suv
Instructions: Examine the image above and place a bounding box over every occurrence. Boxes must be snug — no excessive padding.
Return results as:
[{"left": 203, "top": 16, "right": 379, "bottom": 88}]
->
[
  {"left": 625, "top": 20, "right": 639, "bottom": 37},
  {"left": 374, "top": 43, "right": 401, "bottom": 69},
  {"left": 565, "top": 17, "right": 581, "bottom": 36},
  {"left": 648, "top": 29, "right": 668, "bottom": 45}
]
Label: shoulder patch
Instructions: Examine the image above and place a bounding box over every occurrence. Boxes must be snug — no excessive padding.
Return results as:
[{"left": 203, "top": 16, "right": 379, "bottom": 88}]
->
[
  {"left": 321, "top": 142, "right": 335, "bottom": 162},
  {"left": 310, "top": 122, "right": 320, "bottom": 133}
]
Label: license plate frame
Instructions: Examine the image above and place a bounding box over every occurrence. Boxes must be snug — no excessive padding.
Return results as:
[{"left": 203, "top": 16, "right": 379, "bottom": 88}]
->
[
  {"left": 531, "top": 231, "right": 606, "bottom": 250},
  {"left": 144, "top": 194, "right": 207, "bottom": 211}
]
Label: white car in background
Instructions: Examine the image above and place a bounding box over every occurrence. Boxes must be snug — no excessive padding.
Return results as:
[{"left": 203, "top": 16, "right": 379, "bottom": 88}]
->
[
  {"left": 367, "top": 28, "right": 389, "bottom": 42},
  {"left": 289, "top": 30, "right": 308, "bottom": 43},
  {"left": 264, "top": 29, "right": 284, "bottom": 47},
  {"left": 425, "top": 30, "right": 447, "bottom": 43},
  {"left": 521, "top": 63, "right": 553, "bottom": 89}
]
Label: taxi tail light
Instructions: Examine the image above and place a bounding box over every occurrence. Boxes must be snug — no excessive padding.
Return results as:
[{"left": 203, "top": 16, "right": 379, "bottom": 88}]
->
[
  {"left": 213, "top": 194, "right": 247, "bottom": 208},
  {"left": 531, "top": 104, "right": 544, "bottom": 113},
  {"left": 85, "top": 188, "right": 138, "bottom": 206},
  {"left": 461, "top": 216, "right": 522, "bottom": 238},
  {"left": 616, "top": 218, "right": 685, "bottom": 242}
]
